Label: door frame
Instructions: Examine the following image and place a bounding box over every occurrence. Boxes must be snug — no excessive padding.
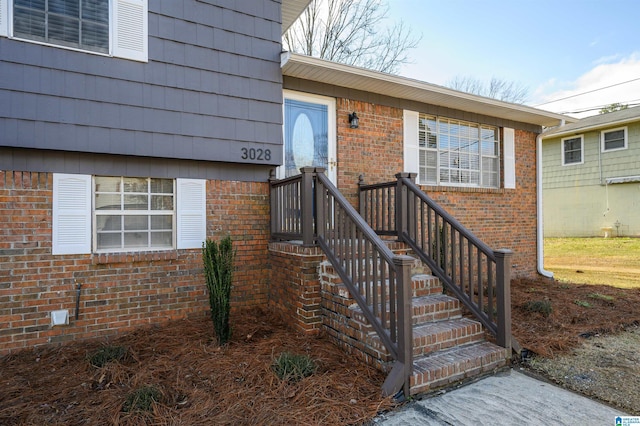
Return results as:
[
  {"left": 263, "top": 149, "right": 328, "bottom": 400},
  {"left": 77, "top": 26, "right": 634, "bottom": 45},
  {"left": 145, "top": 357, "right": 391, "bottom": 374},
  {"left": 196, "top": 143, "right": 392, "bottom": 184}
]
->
[{"left": 280, "top": 90, "right": 337, "bottom": 185}]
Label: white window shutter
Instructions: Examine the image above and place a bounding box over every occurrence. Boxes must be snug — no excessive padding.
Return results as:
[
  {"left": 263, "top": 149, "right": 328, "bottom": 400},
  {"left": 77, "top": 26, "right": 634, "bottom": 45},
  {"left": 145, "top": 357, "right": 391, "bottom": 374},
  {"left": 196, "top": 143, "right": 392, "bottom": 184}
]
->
[
  {"left": 503, "top": 127, "right": 516, "bottom": 189},
  {"left": 403, "top": 110, "right": 419, "bottom": 175},
  {"left": 52, "top": 174, "right": 92, "bottom": 255},
  {"left": 0, "top": 0, "right": 8, "bottom": 37},
  {"left": 176, "top": 178, "right": 207, "bottom": 249},
  {"left": 112, "top": 0, "right": 148, "bottom": 62}
]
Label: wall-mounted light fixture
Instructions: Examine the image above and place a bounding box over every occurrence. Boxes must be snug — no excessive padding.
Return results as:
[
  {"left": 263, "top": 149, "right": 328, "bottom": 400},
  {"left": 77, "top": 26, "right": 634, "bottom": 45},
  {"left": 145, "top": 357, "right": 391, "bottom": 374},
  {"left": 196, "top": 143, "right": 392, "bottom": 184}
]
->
[{"left": 348, "top": 112, "right": 359, "bottom": 129}]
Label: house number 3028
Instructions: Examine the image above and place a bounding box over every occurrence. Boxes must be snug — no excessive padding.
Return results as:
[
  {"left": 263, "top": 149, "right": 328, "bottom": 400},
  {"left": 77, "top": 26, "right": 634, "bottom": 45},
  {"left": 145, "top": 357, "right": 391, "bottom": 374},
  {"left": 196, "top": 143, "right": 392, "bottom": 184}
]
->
[{"left": 241, "top": 148, "right": 271, "bottom": 161}]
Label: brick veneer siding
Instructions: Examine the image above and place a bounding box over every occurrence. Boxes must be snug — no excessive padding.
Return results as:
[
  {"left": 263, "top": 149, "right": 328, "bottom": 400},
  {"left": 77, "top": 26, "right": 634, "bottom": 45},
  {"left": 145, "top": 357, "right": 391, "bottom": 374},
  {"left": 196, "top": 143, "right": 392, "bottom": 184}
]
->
[
  {"left": 335, "top": 99, "right": 539, "bottom": 278},
  {"left": 0, "top": 171, "right": 270, "bottom": 355},
  {"left": 268, "top": 242, "right": 324, "bottom": 333},
  {"left": 337, "top": 99, "right": 404, "bottom": 207}
]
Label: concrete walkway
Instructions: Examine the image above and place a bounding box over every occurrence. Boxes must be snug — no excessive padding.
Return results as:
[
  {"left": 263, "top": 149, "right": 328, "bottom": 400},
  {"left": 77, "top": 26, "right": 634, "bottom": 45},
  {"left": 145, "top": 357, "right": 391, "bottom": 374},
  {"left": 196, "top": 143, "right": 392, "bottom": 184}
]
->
[{"left": 374, "top": 369, "right": 628, "bottom": 425}]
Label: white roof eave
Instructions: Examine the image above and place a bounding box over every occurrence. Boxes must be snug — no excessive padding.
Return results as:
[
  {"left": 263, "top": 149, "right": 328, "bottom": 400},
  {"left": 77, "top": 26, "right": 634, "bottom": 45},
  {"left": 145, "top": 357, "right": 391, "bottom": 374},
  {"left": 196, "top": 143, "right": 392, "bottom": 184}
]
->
[{"left": 281, "top": 53, "right": 574, "bottom": 128}]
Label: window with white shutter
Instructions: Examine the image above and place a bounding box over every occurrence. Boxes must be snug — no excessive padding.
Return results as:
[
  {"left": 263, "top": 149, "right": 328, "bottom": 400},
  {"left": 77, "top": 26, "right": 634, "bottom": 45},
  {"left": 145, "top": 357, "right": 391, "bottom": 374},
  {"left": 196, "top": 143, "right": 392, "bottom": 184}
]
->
[
  {"left": 52, "top": 174, "right": 206, "bottom": 255},
  {"left": 52, "top": 173, "right": 92, "bottom": 255},
  {"left": 3, "top": 0, "right": 147, "bottom": 62}
]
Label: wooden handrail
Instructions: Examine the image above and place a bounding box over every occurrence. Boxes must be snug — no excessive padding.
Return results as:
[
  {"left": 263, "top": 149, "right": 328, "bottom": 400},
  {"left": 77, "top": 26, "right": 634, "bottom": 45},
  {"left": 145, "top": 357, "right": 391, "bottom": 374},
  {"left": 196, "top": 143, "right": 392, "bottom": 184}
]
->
[
  {"left": 359, "top": 174, "right": 513, "bottom": 353},
  {"left": 270, "top": 168, "right": 413, "bottom": 397}
]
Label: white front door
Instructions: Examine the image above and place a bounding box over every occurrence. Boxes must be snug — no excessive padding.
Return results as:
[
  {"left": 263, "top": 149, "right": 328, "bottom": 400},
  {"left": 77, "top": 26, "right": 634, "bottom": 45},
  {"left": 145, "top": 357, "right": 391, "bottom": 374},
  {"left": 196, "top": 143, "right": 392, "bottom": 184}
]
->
[{"left": 281, "top": 91, "right": 337, "bottom": 185}]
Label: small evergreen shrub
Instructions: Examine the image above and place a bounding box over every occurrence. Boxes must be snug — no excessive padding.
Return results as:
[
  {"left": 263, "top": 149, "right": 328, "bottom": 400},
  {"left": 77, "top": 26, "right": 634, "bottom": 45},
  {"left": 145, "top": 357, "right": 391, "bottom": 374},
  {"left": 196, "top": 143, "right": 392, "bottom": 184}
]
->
[
  {"left": 272, "top": 352, "right": 317, "bottom": 382},
  {"left": 523, "top": 300, "right": 552, "bottom": 317},
  {"left": 202, "top": 236, "right": 235, "bottom": 345},
  {"left": 122, "top": 385, "right": 162, "bottom": 412},
  {"left": 88, "top": 345, "right": 127, "bottom": 367},
  {"left": 574, "top": 300, "right": 592, "bottom": 308}
]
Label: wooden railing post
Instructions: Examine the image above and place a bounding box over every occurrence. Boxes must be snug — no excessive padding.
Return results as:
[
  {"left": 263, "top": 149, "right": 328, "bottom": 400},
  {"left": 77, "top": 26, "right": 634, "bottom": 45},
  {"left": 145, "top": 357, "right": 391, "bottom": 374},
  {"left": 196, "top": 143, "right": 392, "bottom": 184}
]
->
[
  {"left": 269, "top": 169, "right": 278, "bottom": 237},
  {"left": 395, "top": 173, "right": 417, "bottom": 241},
  {"left": 300, "top": 167, "right": 316, "bottom": 246},
  {"left": 495, "top": 249, "right": 513, "bottom": 353},
  {"left": 358, "top": 174, "right": 366, "bottom": 217},
  {"left": 393, "top": 254, "right": 414, "bottom": 397}
]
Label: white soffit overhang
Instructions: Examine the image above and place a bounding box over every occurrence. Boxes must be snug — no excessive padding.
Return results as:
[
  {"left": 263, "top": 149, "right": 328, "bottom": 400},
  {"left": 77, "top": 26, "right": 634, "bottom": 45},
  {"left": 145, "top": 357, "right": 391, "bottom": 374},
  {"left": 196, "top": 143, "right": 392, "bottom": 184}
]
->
[
  {"left": 281, "top": 52, "right": 575, "bottom": 128},
  {"left": 282, "top": 0, "right": 312, "bottom": 33}
]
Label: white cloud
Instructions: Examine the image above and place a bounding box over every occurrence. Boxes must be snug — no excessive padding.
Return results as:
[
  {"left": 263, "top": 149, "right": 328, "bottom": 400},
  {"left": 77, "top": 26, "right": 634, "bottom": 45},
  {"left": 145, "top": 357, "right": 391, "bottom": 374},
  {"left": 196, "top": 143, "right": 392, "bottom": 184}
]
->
[{"left": 533, "top": 53, "right": 640, "bottom": 118}]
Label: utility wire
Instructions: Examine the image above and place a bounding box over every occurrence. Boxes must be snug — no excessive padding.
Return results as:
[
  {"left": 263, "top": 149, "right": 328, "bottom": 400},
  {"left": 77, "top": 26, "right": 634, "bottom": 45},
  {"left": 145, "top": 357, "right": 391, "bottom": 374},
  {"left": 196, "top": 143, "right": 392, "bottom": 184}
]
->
[
  {"left": 560, "top": 100, "right": 640, "bottom": 115},
  {"left": 534, "top": 77, "right": 640, "bottom": 107}
]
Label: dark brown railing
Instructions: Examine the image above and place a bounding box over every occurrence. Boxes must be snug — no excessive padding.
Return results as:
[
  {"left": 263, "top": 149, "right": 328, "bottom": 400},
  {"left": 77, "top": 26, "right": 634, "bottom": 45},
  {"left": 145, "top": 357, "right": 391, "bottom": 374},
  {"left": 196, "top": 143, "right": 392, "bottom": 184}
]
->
[
  {"left": 270, "top": 167, "right": 413, "bottom": 397},
  {"left": 360, "top": 173, "right": 513, "bottom": 351}
]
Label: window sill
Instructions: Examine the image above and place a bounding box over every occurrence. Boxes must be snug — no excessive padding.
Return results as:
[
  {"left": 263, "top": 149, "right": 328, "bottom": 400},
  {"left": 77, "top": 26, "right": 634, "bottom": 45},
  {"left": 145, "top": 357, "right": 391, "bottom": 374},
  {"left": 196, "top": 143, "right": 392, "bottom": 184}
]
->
[
  {"left": 419, "top": 185, "right": 506, "bottom": 194},
  {"left": 92, "top": 250, "right": 179, "bottom": 265}
]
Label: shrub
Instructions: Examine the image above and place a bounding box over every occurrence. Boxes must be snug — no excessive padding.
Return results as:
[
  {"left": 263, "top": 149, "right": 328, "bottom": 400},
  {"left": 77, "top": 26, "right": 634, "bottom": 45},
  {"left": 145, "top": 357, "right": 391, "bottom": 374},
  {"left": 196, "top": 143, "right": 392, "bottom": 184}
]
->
[
  {"left": 202, "top": 236, "right": 235, "bottom": 345},
  {"left": 272, "top": 352, "right": 317, "bottom": 382},
  {"left": 122, "top": 385, "right": 162, "bottom": 412},
  {"left": 574, "top": 300, "right": 592, "bottom": 308},
  {"left": 523, "top": 300, "right": 552, "bottom": 317},
  {"left": 88, "top": 345, "right": 127, "bottom": 367}
]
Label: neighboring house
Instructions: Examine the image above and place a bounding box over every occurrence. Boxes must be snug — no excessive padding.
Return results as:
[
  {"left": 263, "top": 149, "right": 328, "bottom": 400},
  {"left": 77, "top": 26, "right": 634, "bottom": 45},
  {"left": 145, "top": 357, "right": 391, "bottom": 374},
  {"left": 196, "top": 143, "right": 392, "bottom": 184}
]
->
[
  {"left": 0, "top": 0, "right": 573, "bottom": 360},
  {"left": 541, "top": 106, "right": 640, "bottom": 237}
]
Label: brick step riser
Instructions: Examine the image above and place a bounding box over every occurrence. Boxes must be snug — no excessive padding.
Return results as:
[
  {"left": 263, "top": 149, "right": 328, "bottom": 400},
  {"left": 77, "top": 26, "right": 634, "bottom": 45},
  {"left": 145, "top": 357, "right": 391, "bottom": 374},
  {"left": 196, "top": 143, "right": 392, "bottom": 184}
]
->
[
  {"left": 320, "top": 273, "right": 443, "bottom": 301},
  {"left": 409, "top": 342, "right": 508, "bottom": 395}
]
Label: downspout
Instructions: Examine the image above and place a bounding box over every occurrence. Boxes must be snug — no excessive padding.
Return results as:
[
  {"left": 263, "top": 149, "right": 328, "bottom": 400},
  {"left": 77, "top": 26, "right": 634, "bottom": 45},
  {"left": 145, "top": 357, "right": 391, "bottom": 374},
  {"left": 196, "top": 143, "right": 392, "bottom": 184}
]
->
[{"left": 536, "top": 125, "right": 561, "bottom": 278}]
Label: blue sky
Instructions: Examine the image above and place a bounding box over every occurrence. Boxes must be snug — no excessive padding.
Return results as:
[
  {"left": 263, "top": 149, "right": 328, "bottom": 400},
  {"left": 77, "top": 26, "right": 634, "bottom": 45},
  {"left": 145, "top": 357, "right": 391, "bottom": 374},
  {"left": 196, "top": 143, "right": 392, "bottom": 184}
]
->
[{"left": 386, "top": 0, "right": 640, "bottom": 117}]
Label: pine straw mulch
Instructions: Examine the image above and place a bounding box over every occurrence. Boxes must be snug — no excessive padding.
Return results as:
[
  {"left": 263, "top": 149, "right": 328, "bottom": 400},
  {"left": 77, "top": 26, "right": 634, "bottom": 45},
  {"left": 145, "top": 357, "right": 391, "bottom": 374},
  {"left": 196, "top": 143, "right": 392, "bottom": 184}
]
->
[
  {"left": 2, "top": 277, "right": 640, "bottom": 425},
  {"left": 510, "top": 277, "right": 640, "bottom": 358},
  {"left": 0, "top": 307, "right": 395, "bottom": 426}
]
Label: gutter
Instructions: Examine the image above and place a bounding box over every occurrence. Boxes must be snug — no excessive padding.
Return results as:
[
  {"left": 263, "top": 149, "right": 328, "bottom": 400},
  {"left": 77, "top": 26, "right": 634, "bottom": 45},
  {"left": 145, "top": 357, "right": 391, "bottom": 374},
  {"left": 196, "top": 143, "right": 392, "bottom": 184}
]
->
[{"left": 536, "top": 133, "right": 554, "bottom": 278}]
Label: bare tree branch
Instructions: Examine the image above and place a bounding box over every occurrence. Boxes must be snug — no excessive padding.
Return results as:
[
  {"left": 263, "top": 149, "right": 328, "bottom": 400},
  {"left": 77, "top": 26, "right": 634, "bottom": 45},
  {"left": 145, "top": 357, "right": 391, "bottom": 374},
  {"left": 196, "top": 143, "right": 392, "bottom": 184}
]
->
[
  {"left": 447, "top": 76, "right": 530, "bottom": 104},
  {"left": 284, "top": 0, "right": 421, "bottom": 74}
]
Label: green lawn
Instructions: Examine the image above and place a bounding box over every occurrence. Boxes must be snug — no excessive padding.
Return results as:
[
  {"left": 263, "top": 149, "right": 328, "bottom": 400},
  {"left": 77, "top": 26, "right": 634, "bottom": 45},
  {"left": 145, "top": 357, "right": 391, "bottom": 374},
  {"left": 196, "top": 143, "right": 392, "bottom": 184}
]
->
[{"left": 544, "top": 237, "right": 640, "bottom": 288}]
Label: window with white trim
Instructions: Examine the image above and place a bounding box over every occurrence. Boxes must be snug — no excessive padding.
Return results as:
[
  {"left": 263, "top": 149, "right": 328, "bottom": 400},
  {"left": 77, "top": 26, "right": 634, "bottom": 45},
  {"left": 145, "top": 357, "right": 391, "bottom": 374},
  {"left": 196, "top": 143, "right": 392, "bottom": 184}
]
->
[
  {"left": 601, "top": 127, "right": 627, "bottom": 152},
  {"left": 52, "top": 174, "right": 206, "bottom": 255},
  {"left": 562, "top": 136, "right": 583, "bottom": 165},
  {"left": 95, "top": 177, "right": 174, "bottom": 251},
  {"left": 0, "top": 0, "right": 148, "bottom": 61},
  {"left": 417, "top": 113, "right": 500, "bottom": 188}
]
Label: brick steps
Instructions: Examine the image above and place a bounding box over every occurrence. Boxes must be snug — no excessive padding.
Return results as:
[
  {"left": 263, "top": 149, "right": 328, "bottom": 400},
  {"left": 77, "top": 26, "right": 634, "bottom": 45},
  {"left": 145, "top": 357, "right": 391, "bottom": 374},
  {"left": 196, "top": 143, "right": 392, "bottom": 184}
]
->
[{"left": 319, "top": 253, "right": 508, "bottom": 396}]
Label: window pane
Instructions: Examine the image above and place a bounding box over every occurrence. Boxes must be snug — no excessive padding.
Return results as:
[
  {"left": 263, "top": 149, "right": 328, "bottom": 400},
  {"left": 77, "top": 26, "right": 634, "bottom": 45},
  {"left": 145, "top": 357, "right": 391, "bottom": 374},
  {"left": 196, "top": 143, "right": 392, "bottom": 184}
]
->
[
  {"left": 95, "top": 193, "right": 121, "bottom": 210},
  {"left": 124, "top": 194, "right": 148, "bottom": 210},
  {"left": 95, "top": 176, "right": 121, "bottom": 192},
  {"left": 124, "top": 215, "right": 148, "bottom": 231},
  {"left": 82, "top": 21, "right": 109, "bottom": 51},
  {"left": 97, "top": 233, "right": 121, "bottom": 250},
  {"left": 151, "top": 195, "right": 174, "bottom": 210},
  {"left": 151, "top": 215, "right": 172, "bottom": 230},
  {"left": 49, "top": 14, "right": 80, "bottom": 45},
  {"left": 124, "top": 232, "right": 149, "bottom": 248},
  {"left": 49, "top": 0, "right": 80, "bottom": 17},
  {"left": 15, "top": 0, "right": 45, "bottom": 9},
  {"left": 123, "top": 178, "right": 148, "bottom": 193},
  {"left": 151, "top": 232, "right": 173, "bottom": 247},
  {"left": 151, "top": 178, "right": 174, "bottom": 194},
  {"left": 14, "top": 8, "right": 46, "bottom": 39},
  {"left": 97, "top": 215, "right": 121, "bottom": 231},
  {"left": 82, "top": 0, "right": 109, "bottom": 23}
]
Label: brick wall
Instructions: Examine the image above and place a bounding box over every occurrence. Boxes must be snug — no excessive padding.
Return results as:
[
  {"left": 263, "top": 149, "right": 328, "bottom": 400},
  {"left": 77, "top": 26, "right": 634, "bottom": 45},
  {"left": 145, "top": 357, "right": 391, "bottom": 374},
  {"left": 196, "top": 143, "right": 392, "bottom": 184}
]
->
[
  {"left": 334, "top": 100, "right": 539, "bottom": 278},
  {"left": 0, "top": 171, "right": 270, "bottom": 355},
  {"left": 337, "top": 99, "right": 404, "bottom": 207}
]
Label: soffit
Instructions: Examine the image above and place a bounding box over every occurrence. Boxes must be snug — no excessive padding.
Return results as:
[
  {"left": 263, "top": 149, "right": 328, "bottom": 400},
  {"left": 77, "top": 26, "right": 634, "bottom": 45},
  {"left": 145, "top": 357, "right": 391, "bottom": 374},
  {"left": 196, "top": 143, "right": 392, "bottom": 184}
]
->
[
  {"left": 281, "top": 53, "right": 575, "bottom": 128},
  {"left": 282, "top": 0, "right": 311, "bottom": 33}
]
